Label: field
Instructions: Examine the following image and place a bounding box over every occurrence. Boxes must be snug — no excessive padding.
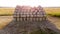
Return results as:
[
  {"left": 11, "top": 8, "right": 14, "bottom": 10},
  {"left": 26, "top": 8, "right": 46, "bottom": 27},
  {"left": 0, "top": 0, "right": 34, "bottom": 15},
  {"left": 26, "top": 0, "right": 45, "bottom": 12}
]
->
[
  {"left": 44, "top": 7, "right": 60, "bottom": 17},
  {"left": 0, "top": 16, "right": 13, "bottom": 29},
  {"left": 0, "top": 8, "right": 14, "bottom": 16},
  {"left": 0, "top": 7, "right": 60, "bottom": 30},
  {"left": 0, "top": 7, "right": 60, "bottom": 17}
]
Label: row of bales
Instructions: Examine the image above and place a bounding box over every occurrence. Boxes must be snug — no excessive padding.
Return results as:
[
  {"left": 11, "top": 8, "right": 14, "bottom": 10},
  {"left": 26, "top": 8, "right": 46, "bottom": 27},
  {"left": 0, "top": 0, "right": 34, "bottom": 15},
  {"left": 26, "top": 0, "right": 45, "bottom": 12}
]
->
[{"left": 14, "top": 5, "right": 46, "bottom": 22}]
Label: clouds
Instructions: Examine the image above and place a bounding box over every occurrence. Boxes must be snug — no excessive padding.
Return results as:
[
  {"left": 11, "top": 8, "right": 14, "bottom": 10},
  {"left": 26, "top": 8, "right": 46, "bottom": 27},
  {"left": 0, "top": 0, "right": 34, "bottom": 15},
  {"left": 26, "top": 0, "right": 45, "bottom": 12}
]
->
[{"left": 0, "top": 0, "right": 60, "bottom": 7}]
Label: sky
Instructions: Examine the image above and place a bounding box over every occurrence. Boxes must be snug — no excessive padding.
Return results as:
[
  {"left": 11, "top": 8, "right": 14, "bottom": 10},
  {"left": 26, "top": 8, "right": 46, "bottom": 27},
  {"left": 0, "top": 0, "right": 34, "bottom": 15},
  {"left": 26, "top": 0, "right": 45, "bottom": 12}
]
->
[{"left": 0, "top": 0, "right": 60, "bottom": 7}]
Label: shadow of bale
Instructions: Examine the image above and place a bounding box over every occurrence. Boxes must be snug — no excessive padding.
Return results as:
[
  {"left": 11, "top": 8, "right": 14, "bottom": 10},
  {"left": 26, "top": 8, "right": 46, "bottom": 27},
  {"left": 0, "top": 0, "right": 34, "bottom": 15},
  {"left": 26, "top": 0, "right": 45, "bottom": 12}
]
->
[{"left": 0, "top": 19, "right": 60, "bottom": 34}]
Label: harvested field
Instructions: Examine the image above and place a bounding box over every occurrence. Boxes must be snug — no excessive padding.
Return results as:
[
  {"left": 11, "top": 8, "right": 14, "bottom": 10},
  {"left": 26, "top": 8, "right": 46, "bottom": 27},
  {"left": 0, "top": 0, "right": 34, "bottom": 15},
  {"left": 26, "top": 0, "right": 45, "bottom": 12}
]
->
[
  {"left": 0, "top": 16, "right": 60, "bottom": 30},
  {"left": 0, "top": 16, "right": 13, "bottom": 29},
  {"left": 0, "top": 16, "right": 60, "bottom": 31}
]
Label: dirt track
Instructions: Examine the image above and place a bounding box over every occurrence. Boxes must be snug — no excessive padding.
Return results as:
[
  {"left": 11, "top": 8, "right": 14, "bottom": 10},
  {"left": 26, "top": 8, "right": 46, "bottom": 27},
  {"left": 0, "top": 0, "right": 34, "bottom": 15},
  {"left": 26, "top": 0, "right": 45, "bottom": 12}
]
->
[
  {"left": 48, "top": 16, "right": 60, "bottom": 29},
  {"left": 0, "top": 16, "right": 60, "bottom": 30},
  {"left": 0, "top": 16, "right": 13, "bottom": 29}
]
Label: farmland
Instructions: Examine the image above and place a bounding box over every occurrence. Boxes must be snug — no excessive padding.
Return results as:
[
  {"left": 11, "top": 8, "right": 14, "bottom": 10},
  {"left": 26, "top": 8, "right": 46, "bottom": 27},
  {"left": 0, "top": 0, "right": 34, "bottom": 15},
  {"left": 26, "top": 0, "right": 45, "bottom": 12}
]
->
[
  {"left": 0, "top": 7, "right": 60, "bottom": 17},
  {"left": 0, "top": 16, "right": 13, "bottom": 29},
  {"left": 0, "top": 8, "right": 14, "bottom": 16},
  {"left": 44, "top": 7, "right": 60, "bottom": 17},
  {"left": 0, "top": 7, "right": 60, "bottom": 30}
]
